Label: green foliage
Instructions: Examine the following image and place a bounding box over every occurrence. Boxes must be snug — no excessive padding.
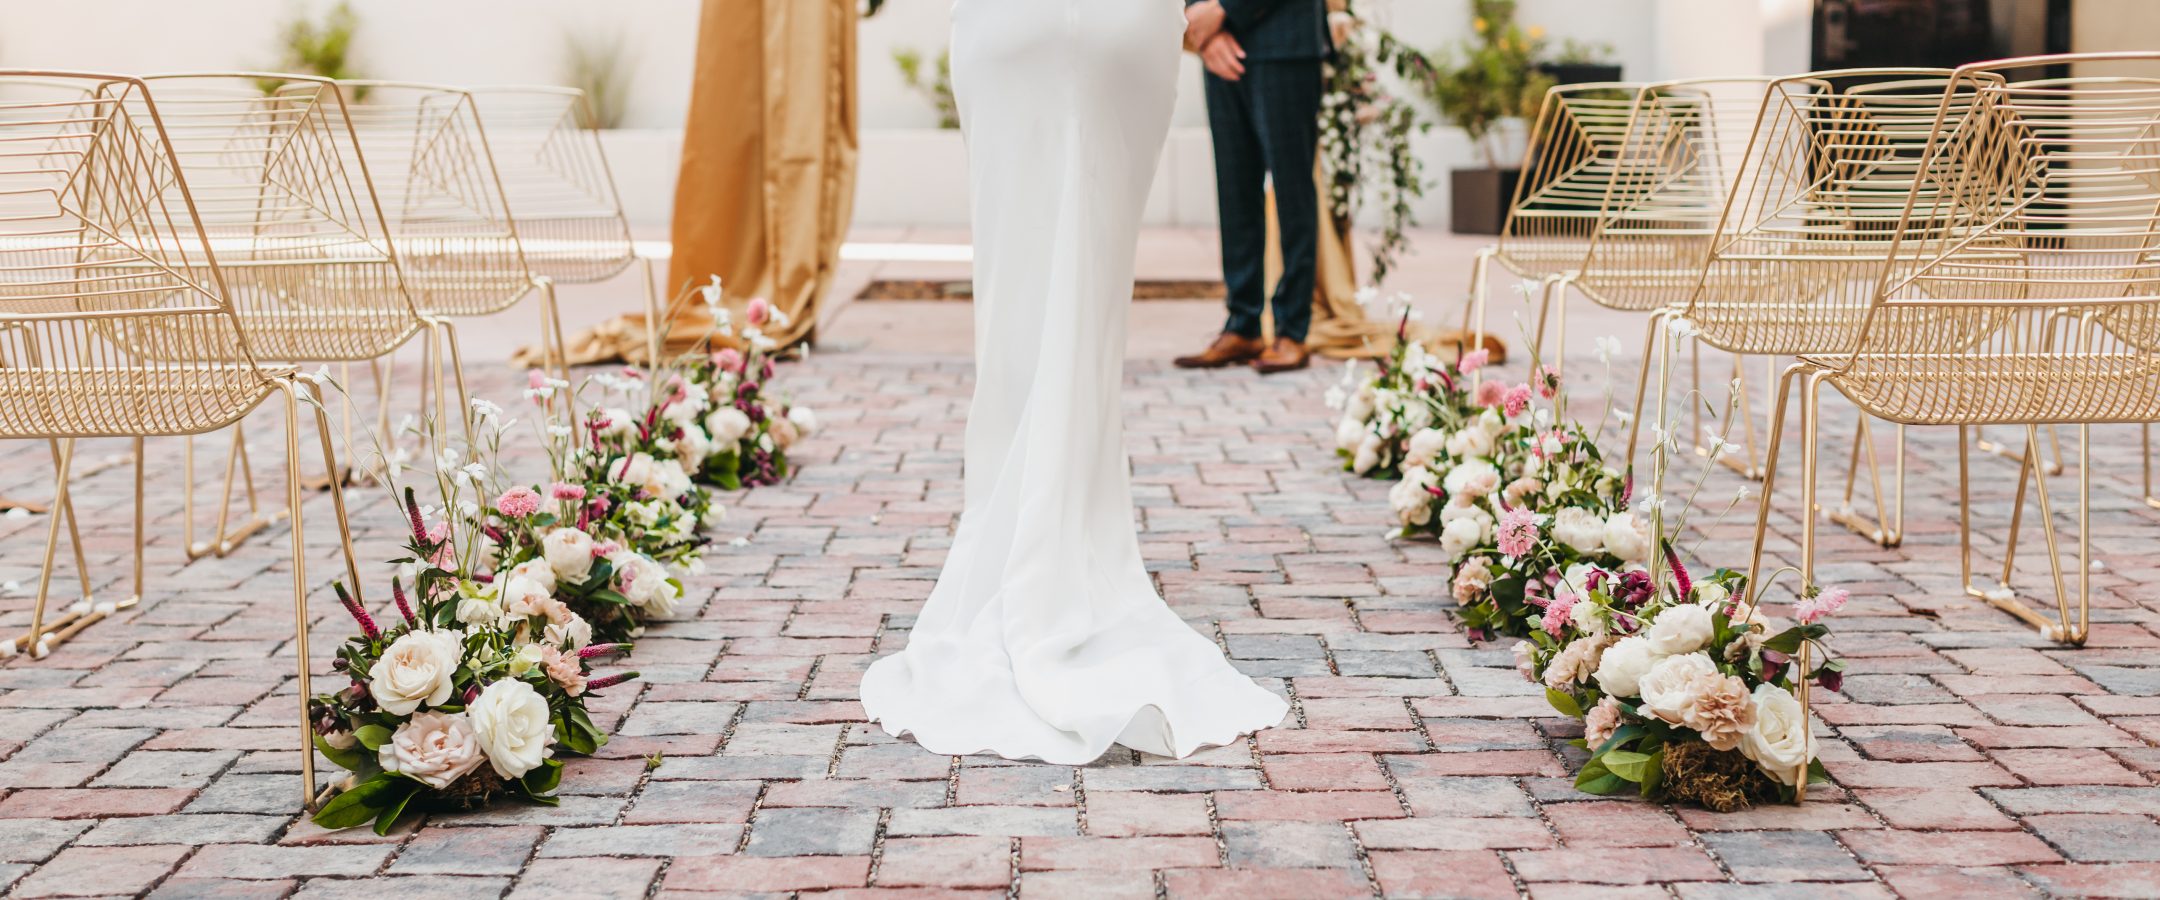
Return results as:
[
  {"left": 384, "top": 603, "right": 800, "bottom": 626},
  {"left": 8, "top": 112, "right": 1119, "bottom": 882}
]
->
[
  {"left": 564, "top": 30, "right": 634, "bottom": 129},
  {"left": 1408, "top": 0, "right": 1553, "bottom": 168},
  {"left": 1323, "top": 12, "right": 1433, "bottom": 285},
  {"left": 893, "top": 47, "right": 959, "bottom": 130},
  {"left": 258, "top": 2, "right": 367, "bottom": 98}
]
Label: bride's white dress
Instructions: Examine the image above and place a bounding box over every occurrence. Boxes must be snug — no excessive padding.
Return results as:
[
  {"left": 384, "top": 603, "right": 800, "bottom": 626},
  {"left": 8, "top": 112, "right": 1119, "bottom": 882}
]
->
[{"left": 857, "top": 0, "right": 1289, "bottom": 764}]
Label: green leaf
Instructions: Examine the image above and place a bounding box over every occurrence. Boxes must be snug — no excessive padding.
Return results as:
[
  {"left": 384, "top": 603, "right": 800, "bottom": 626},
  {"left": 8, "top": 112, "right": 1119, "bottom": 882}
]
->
[
  {"left": 1600, "top": 749, "right": 1656, "bottom": 783},
  {"left": 1592, "top": 724, "right": 1645, "bottom": 757},
  {"left": 1573, "top": 758, "right": 1626, "bottom": 795},
  {"left": 1761, "top": 627, "right": 1806, "bottom": 655},
  {"left": 522, "top": 758, "right": 563, "bottom": 796},
  {"left": 353, "top": 724, "right": 392, "bottom": 751},
  {"left": 1636, "top": 748, "right": 1665, "bottom": 798},
  {"left": 310, "top": 773, "right": 402, "bottom": 831},
  {"left": 372, "top": 781, "right": 421, "bottom": 836},
  {"left": 313, "top": 733, "right": 368, "bottom": 772},
  {"left": 1544, "top": 688, "right": 1583, "bottom": 718}
]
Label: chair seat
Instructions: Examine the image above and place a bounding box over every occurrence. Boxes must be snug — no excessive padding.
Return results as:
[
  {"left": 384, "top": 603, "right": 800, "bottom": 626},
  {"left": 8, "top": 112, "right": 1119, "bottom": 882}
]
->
[
  {"left": 1811, "top": 352, "right": 2160, "bottom": 426},
  {"left": 0, "top": 363, "right": 284, "bottom": 438}
]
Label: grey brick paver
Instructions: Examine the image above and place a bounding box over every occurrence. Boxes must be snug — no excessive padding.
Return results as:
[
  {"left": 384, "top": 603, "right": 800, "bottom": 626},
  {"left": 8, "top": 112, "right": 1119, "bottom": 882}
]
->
[{"left": 0, "top": 351, "right": 2156, "bottom": 897}]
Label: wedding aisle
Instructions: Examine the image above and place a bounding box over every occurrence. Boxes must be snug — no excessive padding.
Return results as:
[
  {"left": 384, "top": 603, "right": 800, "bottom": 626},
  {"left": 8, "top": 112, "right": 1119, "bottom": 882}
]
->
[{"left": 1, "top": 284, "right": 2159, "bottom": 896}]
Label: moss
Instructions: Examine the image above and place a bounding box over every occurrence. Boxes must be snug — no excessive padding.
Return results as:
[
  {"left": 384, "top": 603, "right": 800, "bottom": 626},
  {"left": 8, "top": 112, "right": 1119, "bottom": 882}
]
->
[{"left": 1661, "top": 740, "right": 1778, "bottom": 812}]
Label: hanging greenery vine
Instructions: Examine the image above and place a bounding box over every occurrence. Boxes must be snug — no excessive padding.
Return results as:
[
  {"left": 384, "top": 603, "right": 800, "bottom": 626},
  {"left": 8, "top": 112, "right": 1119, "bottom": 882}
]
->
[{"left": 1320, "top": 4, "right": 1434, "bottom": 286}]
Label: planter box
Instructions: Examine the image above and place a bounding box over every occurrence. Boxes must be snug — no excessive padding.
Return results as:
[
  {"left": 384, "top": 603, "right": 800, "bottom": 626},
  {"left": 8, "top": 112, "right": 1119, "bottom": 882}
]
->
[
  {"left": 1537, "top": 62, "right": 1625, "bottom": 86},
  {"left": 1450, "top": 168, "right": 1522, "bottom": 236}
]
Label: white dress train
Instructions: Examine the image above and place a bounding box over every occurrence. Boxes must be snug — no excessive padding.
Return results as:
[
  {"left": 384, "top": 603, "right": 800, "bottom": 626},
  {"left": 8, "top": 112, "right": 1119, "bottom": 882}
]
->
[{"left": 857, "top": 0, "right": 1289, "bottom": 764}]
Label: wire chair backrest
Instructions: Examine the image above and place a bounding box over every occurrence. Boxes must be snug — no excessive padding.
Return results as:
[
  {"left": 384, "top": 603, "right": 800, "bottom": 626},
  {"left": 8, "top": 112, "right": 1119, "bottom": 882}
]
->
[
  {"left": 310, "top": 80, "right": 534, "bottom": 317},
  {"left": 132, "top": 73, "right": 420, "bottom": 363},
  {"left": 465, "top": 86, "right": 635, "bottom": 285},
  {"left": 1573, "top": 78, "right": 1774, "bottom": 312},
  {"left": 1680, "top": 68, "right": 1995, "bottom": 356},
  {"left": 1816, "top": 54, "right": 2160, "bottom": 427},
  {"left": 1493, "top": 82, "right": 1646, "bottom": 278},
  {"left": 0, "top": 72, "right": 273, "bottom": 438}
]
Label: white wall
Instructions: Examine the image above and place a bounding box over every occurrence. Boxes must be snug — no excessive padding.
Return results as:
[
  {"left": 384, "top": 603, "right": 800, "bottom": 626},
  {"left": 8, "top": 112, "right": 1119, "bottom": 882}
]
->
[{"left": 0, "top": 0, "right": 1824, "bottom": 230}]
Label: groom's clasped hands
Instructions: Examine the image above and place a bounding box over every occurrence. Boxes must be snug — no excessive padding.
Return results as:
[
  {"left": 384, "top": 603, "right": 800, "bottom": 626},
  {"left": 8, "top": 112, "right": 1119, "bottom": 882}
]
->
[{"left": 1183, "top": 0, "right": 1247, "bottom": 81}]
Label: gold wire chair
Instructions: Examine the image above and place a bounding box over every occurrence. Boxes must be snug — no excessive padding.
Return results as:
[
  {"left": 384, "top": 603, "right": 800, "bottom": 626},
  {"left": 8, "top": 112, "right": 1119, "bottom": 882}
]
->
[
  {"left": 464, "top": 85, "right": 662, "bottom": 371},
  {"left": 0, "top": 72, "right": 355, "bottom": 805},
  {"left": 1630, "top": 70, "right": 1993, "bottom": 549},
  {"left": 129, "top": 73, "right": 424, "bottom": 559},
  {"left": 303, "top": 80, "right": 543, "bottom": 437},
  {"left": 1570, "top": 78, "right": 1776, "bottom": 473},
  {"left": 1747, "top": 52, "right": 2160, "bottom": 647},
  {"left": 1464, "top": 82, "right": 1643, "bottom": 357}
]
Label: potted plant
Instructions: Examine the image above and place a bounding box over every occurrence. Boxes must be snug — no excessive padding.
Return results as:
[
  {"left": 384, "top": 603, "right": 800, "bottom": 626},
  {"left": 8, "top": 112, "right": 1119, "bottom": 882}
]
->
[
  {"left": 1538, "top": 39, "right": 1623, "bottom": 87},
  {"left": 1413, "top": 0, "right": 1552, "bottom": 235}
]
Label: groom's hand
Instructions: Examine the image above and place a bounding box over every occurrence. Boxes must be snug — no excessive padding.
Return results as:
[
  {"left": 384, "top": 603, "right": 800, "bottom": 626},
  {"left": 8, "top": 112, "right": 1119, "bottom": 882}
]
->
[
  {"left": 1200, "top": 32, "right": 1247, "bottom": 81},
  {"left": 1184, "top": 1, "right": 1227, "bottom": 52}
]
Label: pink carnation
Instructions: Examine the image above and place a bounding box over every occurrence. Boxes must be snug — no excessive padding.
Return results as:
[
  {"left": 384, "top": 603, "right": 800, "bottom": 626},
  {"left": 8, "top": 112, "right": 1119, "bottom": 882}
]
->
[
  {"left": 494, "top": 486, "right": 542, "bottom": 519},
  {"left": 712, "top": 347, "right": 745, "bottom": 373},
  {"left": 1542, "top": 588, "right": 1578, "bottom": 637},
  {"left": 1497, "top": 506, "right": 1539, "bottom": 559},
  {"left": 1796, "top": 587, "right": 1849, "bottom": 624},
  {"left": 1458, "top": 348, "right": 1490, "bottom": 374},
  {"left": 746, "top": 297, "right": 771, "bottom": 326},
  {"left": 549, "top": 482, "right": 586, "bottom": 502},
  {"left": 527, "top": 369, "right": 548, "bottom": 389},
  {"left": 1474, "top": 380, "right": 1508, "bottom": 408},
  {"left": 1502, "top": 384, "right": 1533, "bottom": 418}
]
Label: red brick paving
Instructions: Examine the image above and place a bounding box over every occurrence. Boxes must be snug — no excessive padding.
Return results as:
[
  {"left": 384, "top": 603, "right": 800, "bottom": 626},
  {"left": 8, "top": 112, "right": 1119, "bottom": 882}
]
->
[{"left": 0, "top": 349, "right": 2157, "bottom": 898}]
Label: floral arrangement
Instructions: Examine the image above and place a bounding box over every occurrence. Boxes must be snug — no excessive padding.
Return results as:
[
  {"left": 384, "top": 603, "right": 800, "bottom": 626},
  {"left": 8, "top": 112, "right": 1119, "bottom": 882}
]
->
[
  {"left": 1383, "top": 366, "right": 1637, "bottom": 642},
  {"left": 1326, "top": 313, "right": 1458, "bottom": 480},
  {"left": 675, "top": 279, "right": 818, "bottom": 490},
  {"left": 309, "top": 443, "right": 635, "bottom": 834},
  {"left": 1516, "top": 551, "right": 1842, "bottom": 809}
]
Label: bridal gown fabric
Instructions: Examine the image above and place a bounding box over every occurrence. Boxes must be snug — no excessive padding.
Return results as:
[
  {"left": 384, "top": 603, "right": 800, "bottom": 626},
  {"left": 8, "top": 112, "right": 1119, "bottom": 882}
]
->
[{"left": 858, "top": 0, "right": 1289, "bottom": 763}]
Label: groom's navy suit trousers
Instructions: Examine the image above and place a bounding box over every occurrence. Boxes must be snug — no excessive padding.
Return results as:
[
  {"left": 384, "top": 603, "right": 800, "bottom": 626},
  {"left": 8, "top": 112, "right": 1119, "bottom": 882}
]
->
[{"left": 1191, "top": 0, "right": 1329, "bottom": 344}]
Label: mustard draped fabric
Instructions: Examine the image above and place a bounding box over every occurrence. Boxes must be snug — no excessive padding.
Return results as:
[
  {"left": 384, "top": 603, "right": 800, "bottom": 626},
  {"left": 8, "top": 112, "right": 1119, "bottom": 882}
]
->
[{"left": 542, "top": 0, "right": 858, "bottom": 365}]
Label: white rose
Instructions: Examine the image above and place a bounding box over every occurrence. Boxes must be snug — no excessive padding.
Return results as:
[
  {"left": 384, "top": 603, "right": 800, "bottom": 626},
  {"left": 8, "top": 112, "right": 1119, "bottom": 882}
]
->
[
  {"left": 594, "top": 406, "right": 635, "bottom": 439},
  {"left": 1444, "top": 426, "right": 1494, "bottom": 460},
  {"left": 1637, "top": 652, "right": 1719, "bottom": 724},
  {"left": 1399, "top": 401, "right": 1433, "bottom": 435},
  {"left": 663, "top": 387, "right": 708, "bottom": 425},
  {"left": 1645, "top": 603, "right": 1714, "bottom": 656},
  {"left": 544, "top": 615, "right": 593, "bottom": 650},
  {"left": 704, "top": 407, "right": 753, "bottom": 447},
  {"left": 1442, "top": 459, "right": 1500, "bottom": 499},
  {"left": 1388, "top": 468, "right": 1439, "bottom": 527},
  {"left": 1740, "top": 683, "right": 1813, "bottom": 785},
  {"left": 499, "top": 574, "right": 555, "bottom": 622},
  {"left": 1568, "top": 594, "right": 1608, "bottom": 638},
  {"left": 1352, "top": 432, "right": 1383, "bottom": 475},
  {"left": 787, "top": 406, "right": 818, "bottom": 436},
  {"left": 1551, "top": 508, "right": 1606, "bottom": 555},
  {"left": 1335, "top": 416, "right": 1366, "bottom": 451},
  {"left": 669, "top": 425, "right": 714, "bottom": 468},
  {"left": 611, "top": 551, "right": 680, "bottom": 618},
  {"left": 609, "top": 452, "right": 657, "bottom": 491},
  {"left": 378, "top": 711, "right": 485, "bottom": 789},
  {"left": 1592, "top": 635, "right": 1660, "bottom": 698},
  {"left": 1404, "top": 428, "right": 1449, "bottom": 469},
  {"left": 1602, "top": 512, "right": 1651, "bottom": 563},
  {"left": 468, "top": 679, "right": 553, "bottom": 780},
  {"left": 506, "top": 559, "right": 556, "bottom": 596},
  {"left": 1345, "top": 383, "right": 1376, "bottom": 422},
  {"left": 543, "top": 528, "right": 596, "bottom": 583},
  {"left": 366, "top": 630, "right": 463, "bottom": 716},
  {"left": 1439, "top": 514, "right": 1487, "bottom": 561},
  {"left": 654, "top": 458, "right": 692, "bottom": 499}
]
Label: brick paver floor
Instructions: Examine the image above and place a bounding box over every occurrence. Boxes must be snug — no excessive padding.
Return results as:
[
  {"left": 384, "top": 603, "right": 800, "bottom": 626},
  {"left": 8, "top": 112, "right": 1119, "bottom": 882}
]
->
[{"left": 2, "top": 335, "right": 2158, "bottom": 899}]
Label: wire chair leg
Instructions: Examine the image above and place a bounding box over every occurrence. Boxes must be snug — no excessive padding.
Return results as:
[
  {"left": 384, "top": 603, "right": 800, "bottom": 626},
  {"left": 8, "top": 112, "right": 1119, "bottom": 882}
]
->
[
  {"left": 1826, "top": 417, "right": 1905, "bottom": 548},
  {"left": 435, "top": 319, "right": 476, "bottom": 448},
  {"left": 187, "top": 425, "right": 279, "bottom": 560},
  {"left": 1745, "top": 363, "right": 1805, "bottom": 611},
  {"left": 639, "top": 255, "right": 665, "bottom": 368},
  {"left": 276, "top": 380, "right": 320, "bottom": 812},
  {"left": 1623, "top": 309, "right": 1670, "bottom": 475},
  {"left": 537, "top": 277, "right": 582, "bottom": 444},
  {"left": 1464, "top": 246, "right": 1496, "bottom": 356},
  {"left": 1799, "top": 371, "right": 1822, "bottom": 602},
  {"left": 1977, "top": 425, "right": 2065, "bottom": 477},
  {"left": 17, "top": 439, "right": 78, "bottom": 659}
]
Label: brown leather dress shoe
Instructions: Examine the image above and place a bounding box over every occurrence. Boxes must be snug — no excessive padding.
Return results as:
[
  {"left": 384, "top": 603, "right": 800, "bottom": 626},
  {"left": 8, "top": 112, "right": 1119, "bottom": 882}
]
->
[
  {"left": 1173, "top": 331, "right": 1267, "bottom": 369},
  {"left": 1251, "top": 337, "right": 1310, "bottom": 374}
]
